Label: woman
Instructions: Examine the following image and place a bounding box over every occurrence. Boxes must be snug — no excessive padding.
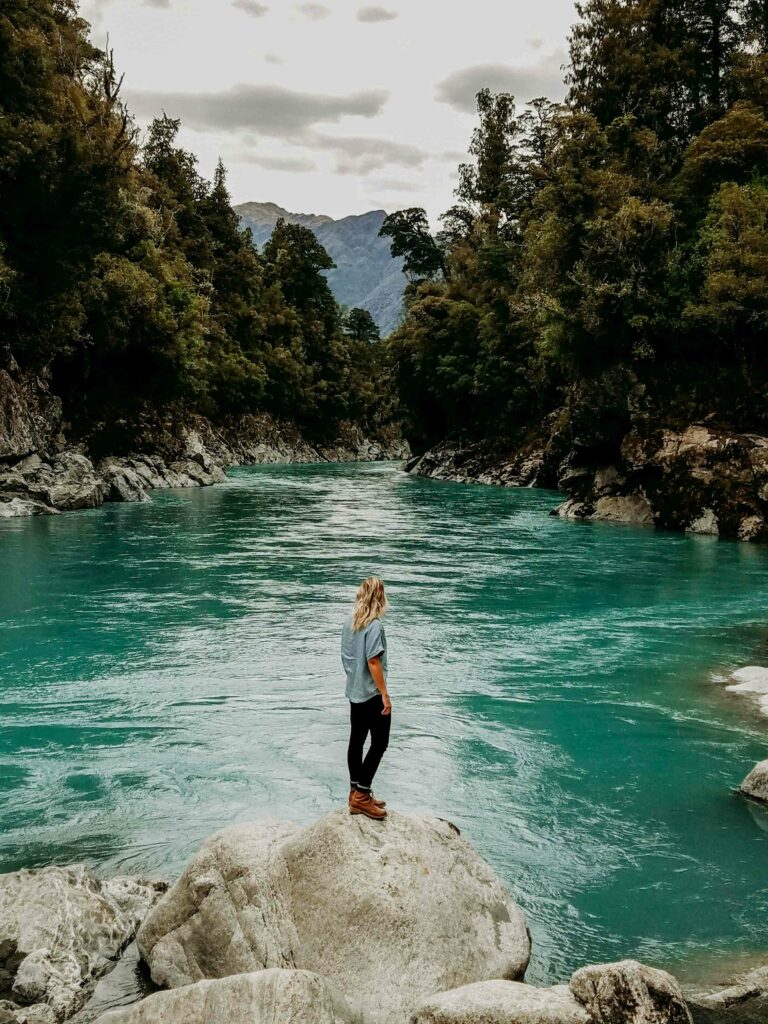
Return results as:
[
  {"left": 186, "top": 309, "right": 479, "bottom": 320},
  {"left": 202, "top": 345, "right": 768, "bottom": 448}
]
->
[{"left": 341, "top": 576, "right": 392, "bottom": 820}]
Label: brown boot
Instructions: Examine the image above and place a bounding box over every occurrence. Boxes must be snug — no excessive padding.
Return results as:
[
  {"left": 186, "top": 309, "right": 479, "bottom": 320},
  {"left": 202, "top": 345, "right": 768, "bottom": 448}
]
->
[
  {"left": 349, "top": 789, "right": 387, "bottom": 820},
  {"left": 349, "top": 788, "right": 386, "bottom": 808}
]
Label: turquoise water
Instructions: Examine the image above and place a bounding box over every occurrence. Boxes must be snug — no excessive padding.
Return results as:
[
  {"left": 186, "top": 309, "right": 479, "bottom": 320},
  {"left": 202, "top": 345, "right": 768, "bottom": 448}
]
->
[{"left": 1, "top": 462, "right": 767, "bottom": 985}]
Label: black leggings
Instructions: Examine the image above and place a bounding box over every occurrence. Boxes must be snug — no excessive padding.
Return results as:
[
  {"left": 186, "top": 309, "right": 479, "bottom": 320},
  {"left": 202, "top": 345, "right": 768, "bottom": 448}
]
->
[{"left": 347, "top": 693, "right": 391, "bottom": 789}]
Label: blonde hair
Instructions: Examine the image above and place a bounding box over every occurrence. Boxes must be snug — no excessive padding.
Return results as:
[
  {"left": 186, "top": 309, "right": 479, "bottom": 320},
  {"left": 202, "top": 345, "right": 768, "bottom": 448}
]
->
[{"left": 352, "top": 576, "right": 388, "bottom": 632}]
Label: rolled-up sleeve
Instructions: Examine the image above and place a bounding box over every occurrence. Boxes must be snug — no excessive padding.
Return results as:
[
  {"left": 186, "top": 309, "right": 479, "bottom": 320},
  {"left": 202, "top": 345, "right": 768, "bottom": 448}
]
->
[{"left": 364, "top": 620, "right": 385, "bottom": 661}]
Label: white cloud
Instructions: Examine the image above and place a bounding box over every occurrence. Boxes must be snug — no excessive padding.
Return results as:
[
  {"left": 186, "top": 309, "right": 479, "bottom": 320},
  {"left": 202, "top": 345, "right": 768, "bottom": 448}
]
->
[
  {"left": 309, "top": 132, "right": 428, "bottom": 174},
  {"left": 227, "top": 151, "right": 317, "bottom": 171},
  {"left": 127, "top": 83, "right": 388, "bottom": 135},
  {"left": 435, "top": 53, "right": 567, "bottom": 113},
  {"left": 357, "top": 6, "right": 398, "bottom": 22},
  {"left": 295, "top": 3, "right": 331, "bottom": 19},
  {"left": 232, "top": 0, "right": 270, "bottom": 16}
]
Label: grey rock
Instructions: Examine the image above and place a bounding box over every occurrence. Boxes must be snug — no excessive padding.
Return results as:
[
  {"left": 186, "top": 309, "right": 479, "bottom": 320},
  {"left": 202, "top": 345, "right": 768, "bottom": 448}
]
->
[
  {"left": 686, "top": 966, "right": 768, "bottom": 1024},
  {"left": 45, "top": 453, "right": 104, "bottom": 511},
  {"left": 96, "top": 460, "right": 150, "bottom": 504},
  {"left": 569, "top": 960, "right": 692, "bottom": 1024},
  {"left": 0, "top": 1003, "right": 56, "bottom": 1024},
  {"left": 686, "top": 509, "right": 719, "bottom": 536},
  {"left": 0, "top": 866, "right": 163, "bottom": 1021},
  {"left": 138, "top": 810, "right": 531, "bottom": 1024},
  {"left": 410, "top": 980, "right": 590, "bottom": 1023},
  {"left": 737, "top": 516, "right": 767, "bottom": 542},
  {"left": 98, "top": 968, "right": 361, "bottom": 1024},
  {"left": 0, "top": 496, "right": 57, "bottom": 517},
  {"left": 554, "top": 494, "right": 653, "bottom": 526},
  {"left": 738, "top": 760, "right": 768, "bottom": 804},
  {"left": 137, "top": 820, "right": 301, "bottom": 988},
  {"left": 592, "top": 495, "right": 653, "bottom": 525},
  {"left": 407, "top": 442, "right": 549, "bottom": 489}
]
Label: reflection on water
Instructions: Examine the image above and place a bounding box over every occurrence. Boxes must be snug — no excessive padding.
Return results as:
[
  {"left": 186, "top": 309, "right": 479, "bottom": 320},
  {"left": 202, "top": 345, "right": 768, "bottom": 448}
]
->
[{"left": 1, "top": 462, "right": 768, "bottom": 984}]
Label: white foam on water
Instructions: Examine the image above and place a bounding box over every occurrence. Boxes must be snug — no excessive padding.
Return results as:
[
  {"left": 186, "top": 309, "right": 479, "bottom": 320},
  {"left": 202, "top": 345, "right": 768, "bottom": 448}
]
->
[{"left": 725, "top": 666, "right": 768, "bottom": 717}]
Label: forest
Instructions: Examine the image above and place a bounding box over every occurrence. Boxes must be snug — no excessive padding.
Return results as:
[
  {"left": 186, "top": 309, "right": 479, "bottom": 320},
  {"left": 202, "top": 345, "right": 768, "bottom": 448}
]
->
[
  {"left": 381, "top": 0, "right": 768, "bottom": 455},
  {"left": 0, "top": 0, "right": 384, "bottom": 451}
]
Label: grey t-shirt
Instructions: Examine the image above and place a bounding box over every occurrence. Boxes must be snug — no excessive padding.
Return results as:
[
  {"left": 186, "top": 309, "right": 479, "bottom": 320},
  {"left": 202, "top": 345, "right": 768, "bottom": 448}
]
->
[{"left": 341, "top": 614, "right": 387, "bottom": 703}]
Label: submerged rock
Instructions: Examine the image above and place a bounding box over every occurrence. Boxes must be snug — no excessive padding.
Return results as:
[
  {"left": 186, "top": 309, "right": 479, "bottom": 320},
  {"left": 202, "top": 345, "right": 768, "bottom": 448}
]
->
[
  {"left": 137, "top": 810, "right": 531, "bottom": 1024},
  {"left": 0, "top": 866, "right": 163, "bottom": 1022},
  {"left": 738, "top": 760, "right": 768, "bottom": 804},
  {"left": 98, "top": 968, "right": 361, "bottom": 1024},
  {"left": 569, "top": 960, "right": 692, "bottom": 1024},
  {"left": 686, "top": 965, "right": 768, "bottom": 1023},
  {"left": 411, "top": 979, "right": 589, "bottom": 1023}
]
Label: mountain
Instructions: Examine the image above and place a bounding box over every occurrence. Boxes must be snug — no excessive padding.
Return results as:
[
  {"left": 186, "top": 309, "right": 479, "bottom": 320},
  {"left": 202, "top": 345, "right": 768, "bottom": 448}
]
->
[{"left": 235, "top": 202, "right": 407, "bottom": 337}]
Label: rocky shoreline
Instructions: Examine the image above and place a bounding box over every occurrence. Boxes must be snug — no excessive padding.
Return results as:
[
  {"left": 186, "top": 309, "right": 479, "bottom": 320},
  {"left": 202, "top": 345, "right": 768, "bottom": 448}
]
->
[
  {"left": 2, "top": 790, "right": 767, "bottom": 1024},
  {"left": 0, "top": 364, "right": 409, "bottom": 519},
  {"left": 406, "top": 423, "right": 768, "bottom": 542}
]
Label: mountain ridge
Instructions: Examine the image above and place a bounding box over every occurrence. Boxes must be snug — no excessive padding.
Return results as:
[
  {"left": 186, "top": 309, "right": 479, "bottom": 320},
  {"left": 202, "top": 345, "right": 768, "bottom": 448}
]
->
[{"left": 235, "top": 201, "right": 407, "bottom": 336}]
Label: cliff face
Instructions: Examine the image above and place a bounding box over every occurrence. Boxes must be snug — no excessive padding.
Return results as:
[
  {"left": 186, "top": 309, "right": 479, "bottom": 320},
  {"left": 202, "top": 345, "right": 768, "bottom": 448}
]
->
[
  {"left": 0, "top": 367, "right": 409, "bottom": 518},
  {"left": 0, "top": 361, "right": 63, "bottom": 462}
]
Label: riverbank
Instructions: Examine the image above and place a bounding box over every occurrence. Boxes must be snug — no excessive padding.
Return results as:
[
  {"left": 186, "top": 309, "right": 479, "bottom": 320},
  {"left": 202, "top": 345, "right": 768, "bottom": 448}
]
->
[
  {"left": 406, "top": 421, "right": 768, "bottom": 542},
  {"left": 0, "top": 362, "right": 408, "bottom": 518}
]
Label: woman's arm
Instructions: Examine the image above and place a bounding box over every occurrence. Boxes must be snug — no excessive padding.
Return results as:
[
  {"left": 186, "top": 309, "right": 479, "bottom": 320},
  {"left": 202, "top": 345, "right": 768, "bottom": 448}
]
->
[{"left": 367, "top": 656, "right": 391, "bottom": 715}]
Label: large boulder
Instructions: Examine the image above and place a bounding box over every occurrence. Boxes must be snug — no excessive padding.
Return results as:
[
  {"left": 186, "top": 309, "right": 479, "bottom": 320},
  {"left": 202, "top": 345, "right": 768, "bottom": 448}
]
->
[
  {"left": 738, "top": 760, "right": 768, "bottom": 804},
  {"left": 96, "top": 459, "right": 151, "bottom": 504},
  {"left": 569, "top": 961, "right": 692, "bottom": 1024},
  {"left": 137, "top": 810, "right": 531, "bottom": 1024},
  {"left": 686, "top": 965, "right": 768, "bottom": 1024},
  {"left": 98, "top": 968, "right": 361, "bottom": 1024},
  {"left": 45, "top": 453, "right": 105, "bottom": 511},
  {"left": 0, "top": 452, "right": 104, "bottom": 514},
  {"left": 0, "top": 866, "right": 163, "bottom": 1021},
  {"left": 411, "top": 980, "right": 589, "bottom": 1023}
]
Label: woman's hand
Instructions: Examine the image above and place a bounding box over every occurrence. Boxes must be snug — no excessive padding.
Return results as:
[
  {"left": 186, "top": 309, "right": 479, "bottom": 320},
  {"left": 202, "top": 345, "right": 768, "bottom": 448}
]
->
[{"left": 381, "top": 692, "right": 392, "bottom": 716}]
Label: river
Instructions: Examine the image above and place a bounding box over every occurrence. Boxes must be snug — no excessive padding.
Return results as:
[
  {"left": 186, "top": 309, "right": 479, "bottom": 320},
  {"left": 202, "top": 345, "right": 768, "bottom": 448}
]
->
[{"left": 1, "top": 461, "right": 767, "bottom": 988}]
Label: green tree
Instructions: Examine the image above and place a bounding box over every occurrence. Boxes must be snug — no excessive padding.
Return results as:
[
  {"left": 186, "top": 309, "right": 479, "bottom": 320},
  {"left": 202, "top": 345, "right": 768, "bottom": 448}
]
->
[
  {"left": 343, "top": 308, "right": 381, "bottom": 344},
  {"left": 379, "top": 209, "right": 445, "bottom": 281},
  {"left": 685, "top": 179, "right": 768, "bottom": 354}
]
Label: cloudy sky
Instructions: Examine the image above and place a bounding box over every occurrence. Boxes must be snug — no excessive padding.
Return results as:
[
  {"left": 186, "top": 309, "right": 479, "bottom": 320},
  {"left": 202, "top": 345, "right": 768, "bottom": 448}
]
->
[{"left": 82, "top": 0, "right": 576, "bottom": 221}]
